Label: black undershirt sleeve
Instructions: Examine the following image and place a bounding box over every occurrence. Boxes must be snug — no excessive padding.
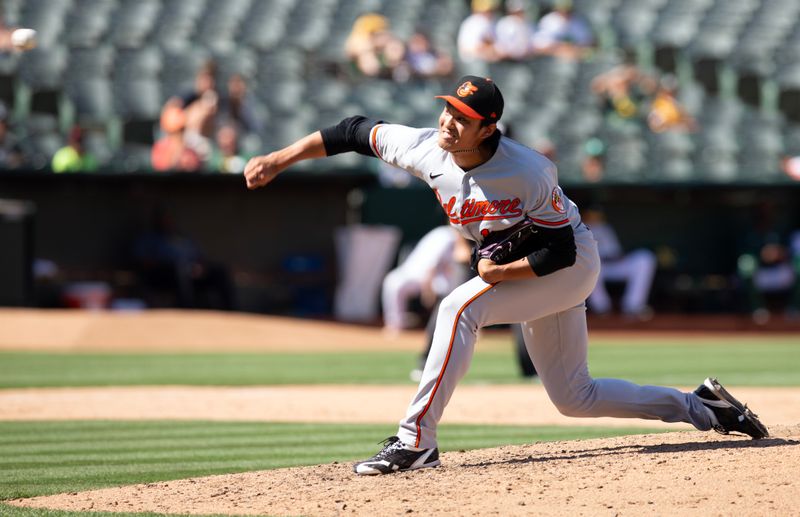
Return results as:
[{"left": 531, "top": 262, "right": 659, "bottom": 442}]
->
[
  {"left": 319, "top": 116, "right": 383, "bottom": 157},
  {"left": 526, "top": 225, "right": 577, "bottom": 277}
]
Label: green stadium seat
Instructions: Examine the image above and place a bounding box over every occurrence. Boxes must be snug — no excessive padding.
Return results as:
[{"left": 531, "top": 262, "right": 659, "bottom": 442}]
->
[
  {"left": 108, "top": 0, "right": 161, "bottom": 48},
  {"left": 63, "top": 0, "right": 115, "bottom": 48}
]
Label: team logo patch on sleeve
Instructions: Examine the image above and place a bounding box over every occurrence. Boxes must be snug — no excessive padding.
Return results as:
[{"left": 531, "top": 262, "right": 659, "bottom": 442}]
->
[{"left": 551, "top": 187, "right": 566, "bottom": 214}]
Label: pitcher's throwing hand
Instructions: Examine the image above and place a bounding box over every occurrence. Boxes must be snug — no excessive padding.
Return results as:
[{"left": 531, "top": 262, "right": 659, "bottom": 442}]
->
[{"left": 244, "top": 154, "right": 281, "bottom": 190}]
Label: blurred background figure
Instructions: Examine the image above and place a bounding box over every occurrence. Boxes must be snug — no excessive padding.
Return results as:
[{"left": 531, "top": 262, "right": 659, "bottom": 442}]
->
[
  {"left": 457, "top": 0, "right": 501, "bottom": 64},
  {"left": 395, "top": 30, "right": 453, "bottom": 82},
  {"left": 0, "top": 15, "right": 11, "bottom": 50},
  {"left": 0, "top": 101, "right": 22, "bottom": 169},
  {"left": 737, "top": 201, "right": 800, "bottom": 323},
  {"left": 511, "top": 324, "right": 538, "bottom": 380},
  {"left": 530, "top": 0, "right": 593, "bottom": 61},
  {"left": 382, "top": 226, "right": 462, "bottom": 336},
  {"left": 403, "top": 228, "right": 473, "bottom": 380},
  {"left": 209, "top": 123, "right": 248, "bottom": 174},
  {"left": 494, "top": 0, "right": 535, "bottom": 62},
  {"left": 217, "top": 73, "right": 263, "bottom": 136},
  {"left": 344, "top": 12, "right": 405, "bottom": 79},
  {"left": 162, "top": 60, "right": 219, "bottom": 160},
  {"left": 647, "top": 75, "right": 698, "bottom": 134},
  {"left": 132, "top": 207, "right": 235, "bottom": 310},
  {"left": 51, "top": 126, "right": 97, "bottom": 173},
  {"left": 174, "top": 60, "right": 218, "bottom": 136},
  {"left": 580, "top": 137, "right": 606, "bottom": 182},
  {"left": 583, "top": 206, "right": 657, "bottom": 319},
  {"left": 591, "top": 50, "right": 658, "bottom": 124},
  {"left": 151, "top": 105, "right": 201, "bottom": 172}
]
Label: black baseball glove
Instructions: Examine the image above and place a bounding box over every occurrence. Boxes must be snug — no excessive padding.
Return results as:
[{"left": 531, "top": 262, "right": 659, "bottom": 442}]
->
[{"left": 472, "top": 217, "right": 544, "bottom": 268}]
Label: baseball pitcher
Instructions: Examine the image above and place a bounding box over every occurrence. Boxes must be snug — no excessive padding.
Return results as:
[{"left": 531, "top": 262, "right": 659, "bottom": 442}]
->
[{"left": 244, "top": 75, "right": 768, "bottom": 475}]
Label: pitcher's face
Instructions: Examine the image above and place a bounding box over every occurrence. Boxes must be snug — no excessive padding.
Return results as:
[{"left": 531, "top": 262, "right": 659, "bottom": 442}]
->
[{"left": 437, "top": 103, "right": 494, "bottom": 152}]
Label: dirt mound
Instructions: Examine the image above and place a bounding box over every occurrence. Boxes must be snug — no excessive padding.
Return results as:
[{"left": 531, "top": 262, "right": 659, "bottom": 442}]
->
[{"left": 10, "top": 426, "right": 799, "bottom": 516}]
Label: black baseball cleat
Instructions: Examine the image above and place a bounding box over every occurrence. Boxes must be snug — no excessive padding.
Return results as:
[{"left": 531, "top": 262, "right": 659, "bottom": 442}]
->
[
  {"left": 694, "top": 377, "right": 769, "bottom": 439},
  {"left": 353, "top": 436, "right": 440, "bottom": 475}
]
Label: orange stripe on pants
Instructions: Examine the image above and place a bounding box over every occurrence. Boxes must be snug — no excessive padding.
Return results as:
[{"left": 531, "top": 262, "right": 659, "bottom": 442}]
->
[{"left": 413, "top": 284, "right": 494, "bottom": 447}]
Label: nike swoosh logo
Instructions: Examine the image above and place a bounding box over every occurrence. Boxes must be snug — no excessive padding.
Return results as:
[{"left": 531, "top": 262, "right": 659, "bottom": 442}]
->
[{"left": 429, "top": 172, "right": 444, "bottom": 179}]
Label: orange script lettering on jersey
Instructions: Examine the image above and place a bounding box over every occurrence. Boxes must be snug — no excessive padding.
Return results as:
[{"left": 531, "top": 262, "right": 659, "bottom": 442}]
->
[{"left": 433, "top": 189, "right": 523, "bottom": 224}]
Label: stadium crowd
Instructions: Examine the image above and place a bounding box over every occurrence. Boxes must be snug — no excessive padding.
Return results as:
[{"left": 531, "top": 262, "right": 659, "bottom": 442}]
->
[{"left": 0, "top": 0, "right": 799, "bottom": 182}]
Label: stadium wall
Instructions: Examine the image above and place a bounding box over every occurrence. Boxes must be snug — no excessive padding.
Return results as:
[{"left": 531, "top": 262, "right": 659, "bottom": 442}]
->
[{"left": 1, "top": 170, "right": 799, "bottom": 314}]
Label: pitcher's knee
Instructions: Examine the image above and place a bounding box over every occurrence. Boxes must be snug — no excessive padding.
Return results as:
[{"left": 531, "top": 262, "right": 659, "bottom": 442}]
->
[
  {"left": 550, "top": 382, "right": 598, "bottom": 417},
  {"left": 553, "top": 400, "right": 590, "bottom": 418}
]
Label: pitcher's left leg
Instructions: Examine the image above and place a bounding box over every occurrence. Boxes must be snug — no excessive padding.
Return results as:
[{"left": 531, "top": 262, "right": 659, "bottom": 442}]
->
[{"left": 397, "top": 276, "right": 492, "bottom": 449}]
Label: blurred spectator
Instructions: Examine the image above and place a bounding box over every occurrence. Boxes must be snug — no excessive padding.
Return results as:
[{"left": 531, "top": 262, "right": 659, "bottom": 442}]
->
[
  {"left": 647, "top": 75, "right": 697, "bottom": 133},
  {"left": 782, "top": 155, "right": 800, "bottom": 181},
  {"left": 217, "top": 73, "right": 263, "bottom": 135},
  {"left": 737, "top": 202, "right": 800, "bottom": 323},
  {"left": 457, "top": 0, "right": 502, "bottom": 64},
  {"left": 51, "top": 126, "right": 98, "bottom": 173},
  {"left": 395, "top": 31, "right": 453, "bottom": 82},
  {"left": 591, "top": 50, "right": 658, "bottom": 122},
  {"left": 162, "top": 60, "right": 219, "bottom": 159},
  {"left": 151, "top": 105, "right": 201, "bottom": 172},
  {"left": 531, "top": 136, "right": 557, "bottom": 163},
  {"left": 344, "top": 13, "right": 405, "bottom": 79},
  {"left": 530, "top": 0, "right": 593, "bottom": 61},
  {"left": 0, "top": 16, "right": 11, "bottom": 51},
  {"left": 581, "top": 137, "right": 606, "bottom": 182},
  {"left": 0, "top": 102, "right": 23, "bottom": 169},
  {"left": 209, "top": 123, "right": 248, "bottom": 173},
  {"left": 132, "top": 207, "right": 235, "bottom": 310},
  {"left": 583, "top": 207, "right": 656, "bottom": 318},
  {"left": 495, "top": 0, "right": 535, "bottom": 61}
]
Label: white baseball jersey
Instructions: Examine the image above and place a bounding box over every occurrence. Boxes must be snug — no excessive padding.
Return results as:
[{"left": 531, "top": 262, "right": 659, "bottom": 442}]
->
[
  {"left": 366, "top": 122, "right": 712, "bottom": 450},
  {"left": 369, "top": 124, "right": 580, "bottom": 243}
]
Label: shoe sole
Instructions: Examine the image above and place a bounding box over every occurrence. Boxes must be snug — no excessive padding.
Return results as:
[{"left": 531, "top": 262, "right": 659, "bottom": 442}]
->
[
  {"left": 354, "top": 459, "right": 441, "bottom": 476},
  {"left": 705, "top": 377, "right": 769, "bottom": 439}
]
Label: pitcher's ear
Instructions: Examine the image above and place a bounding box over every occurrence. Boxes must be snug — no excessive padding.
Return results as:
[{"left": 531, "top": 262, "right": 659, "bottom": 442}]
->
[{"left": 480, "top": 123, "right": 497, "bottom": 140}]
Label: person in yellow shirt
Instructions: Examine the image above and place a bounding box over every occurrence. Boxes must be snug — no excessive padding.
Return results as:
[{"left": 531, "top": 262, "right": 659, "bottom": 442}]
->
[
  {"left": 51, "top": 126, "right": 98, "bottom": 173},
  {"left": 344, "top": 13, "right": 405, "bottom": 78},
  {"left": 647, "top": 75, "right": 697, "bottom": 133}
]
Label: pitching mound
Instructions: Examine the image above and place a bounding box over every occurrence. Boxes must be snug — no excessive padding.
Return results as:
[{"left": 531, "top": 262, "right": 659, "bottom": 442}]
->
[{"left": 10, "top": 426, "right": 799, "bottom": 516}]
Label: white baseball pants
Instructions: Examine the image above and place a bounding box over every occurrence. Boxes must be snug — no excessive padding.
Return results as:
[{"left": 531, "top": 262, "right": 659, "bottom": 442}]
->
[{"left": 397, "top": 226, "right": 712, "bottom": 449}]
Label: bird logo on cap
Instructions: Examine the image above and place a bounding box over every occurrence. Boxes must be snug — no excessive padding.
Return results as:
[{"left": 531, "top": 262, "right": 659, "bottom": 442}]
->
[{"left": 457, "top": 81, "right": 479, "bottom": 97}]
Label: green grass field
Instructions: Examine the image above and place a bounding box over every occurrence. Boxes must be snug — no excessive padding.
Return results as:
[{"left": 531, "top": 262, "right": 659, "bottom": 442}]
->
[
  {"left": 1, "top": 334, "right": 797, "bottom": 516},
  {"left": 1, "top": 337, "right": 798, "bottom": 388}
]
